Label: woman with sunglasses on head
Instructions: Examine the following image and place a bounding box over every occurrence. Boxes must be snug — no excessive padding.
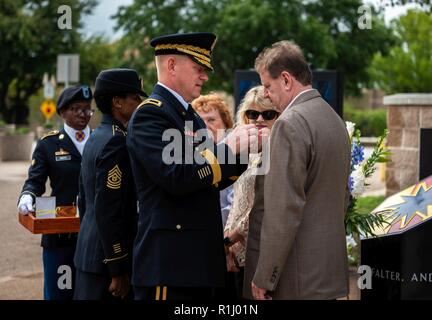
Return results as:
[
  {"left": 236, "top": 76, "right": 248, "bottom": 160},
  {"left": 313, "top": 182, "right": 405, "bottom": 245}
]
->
[
  {"left": 223, "top": 85, "right": 279, "bottom": 299},
  {"left": 17, "top": 85, "right": 93, "bottom": 300}
]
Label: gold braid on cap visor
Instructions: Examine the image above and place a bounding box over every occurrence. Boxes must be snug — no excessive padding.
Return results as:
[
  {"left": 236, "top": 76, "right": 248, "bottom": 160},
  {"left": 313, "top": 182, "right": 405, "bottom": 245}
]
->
[
  {"left": 155, "top": 44, "right": 211, "bottom": 56},
  {"left": 155, "top": 44, "right": 213, "bottom": 70}
]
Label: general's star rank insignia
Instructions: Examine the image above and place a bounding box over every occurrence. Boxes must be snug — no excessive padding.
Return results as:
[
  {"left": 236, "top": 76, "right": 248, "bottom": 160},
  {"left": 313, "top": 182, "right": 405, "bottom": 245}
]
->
[{"left": 107, "top": 165, "right": 122, "bottom": 189}]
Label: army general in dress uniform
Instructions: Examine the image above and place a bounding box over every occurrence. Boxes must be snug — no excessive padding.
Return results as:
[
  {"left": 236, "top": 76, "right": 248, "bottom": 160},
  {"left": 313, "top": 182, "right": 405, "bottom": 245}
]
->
[
  {"left": 127, "top": 32, "right": 258, "bottom": 300},
  {"left": 73, "top": 69, "right": 146, "bottom": 300},
  {"left": 18, "top": 85, "right": 93, "bottom": 300}
]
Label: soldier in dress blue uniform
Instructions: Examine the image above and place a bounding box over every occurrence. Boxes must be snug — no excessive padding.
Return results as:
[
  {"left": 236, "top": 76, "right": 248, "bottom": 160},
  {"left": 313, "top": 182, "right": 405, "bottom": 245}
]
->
[
  {"left": 17, "top": 85, "right": 93, "bottom": 300},
  {"left": 74, "top": 69, "right": 146, "bottom": 300},
  {"left": 127, "top": 32, "right": 258, "bottom": 300}
]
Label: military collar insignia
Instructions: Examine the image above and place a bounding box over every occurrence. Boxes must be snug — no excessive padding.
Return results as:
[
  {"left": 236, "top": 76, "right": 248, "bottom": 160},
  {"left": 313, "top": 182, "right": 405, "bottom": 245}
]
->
[
  {"left": 112, "top": 125, "right": 126, "bottom": 136},
  {"left": 143, "top": 98, "right": 162, "bottom": 107},
  {"left": 55, "top": 148, "right": 70, "bottom": 156}
]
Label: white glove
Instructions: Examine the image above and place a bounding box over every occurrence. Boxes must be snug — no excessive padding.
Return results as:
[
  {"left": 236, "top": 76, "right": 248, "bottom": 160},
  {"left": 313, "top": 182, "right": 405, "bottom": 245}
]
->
[{"left": 18, "top": 194, "right": 34, "bottom": 215}]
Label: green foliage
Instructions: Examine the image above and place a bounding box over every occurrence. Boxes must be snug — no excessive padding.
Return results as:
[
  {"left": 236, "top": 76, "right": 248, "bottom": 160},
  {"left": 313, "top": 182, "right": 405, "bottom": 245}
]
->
[
  {"left": 346, "top": 195, "right": 388, "bottom": 265},
  {"left": 369, "top": 9, "right": 432, "bottom": 93},
  {"left": 363, "top": 130, "right": 391, "bottom": 175},
  {"left": 345, "top": 128, "right": 390, "bottom": 238},
  {"left": 79, "top": 35, "right": 117, "bottom": 86},
  {"left": 114, "top": 0, "right": 395, "bottom": 96},
  {"left": 0, "top": 0, "right": 98, "bottom": 124},
  {"left": 344, "top": 104, "right": 387, "bottom": 137},
  {"left": 345, "top": 196, "right": 389, "bottom": 238},
  {"left": 356, "top": 196, "right": 386, "bottom": 215},
  {"left": 6, "top": 126, "right": 31, "bottom": 135},
  {"left": 43, "top": 121, "right": 54, "bottom": 129}
]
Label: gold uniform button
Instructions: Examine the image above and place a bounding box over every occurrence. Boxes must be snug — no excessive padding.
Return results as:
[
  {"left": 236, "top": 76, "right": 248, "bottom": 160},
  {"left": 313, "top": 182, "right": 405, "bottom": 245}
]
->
[
  {"left": 59, "top": 134, "right": 64, "bottom": 140},
  {"left": 176, "top": 224, "right": 182, "bottom": 230}
]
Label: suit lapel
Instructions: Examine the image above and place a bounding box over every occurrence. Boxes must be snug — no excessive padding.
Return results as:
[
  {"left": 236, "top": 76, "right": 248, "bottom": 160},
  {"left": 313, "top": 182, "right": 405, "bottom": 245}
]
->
[{"left": 57, "top": 128, "right": 81, "bottom": 159}]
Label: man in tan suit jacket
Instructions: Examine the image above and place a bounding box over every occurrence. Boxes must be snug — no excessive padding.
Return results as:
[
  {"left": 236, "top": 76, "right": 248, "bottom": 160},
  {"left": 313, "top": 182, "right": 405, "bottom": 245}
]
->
[{"left": 244, "top": 41, "right": 351, "bottom": 300}]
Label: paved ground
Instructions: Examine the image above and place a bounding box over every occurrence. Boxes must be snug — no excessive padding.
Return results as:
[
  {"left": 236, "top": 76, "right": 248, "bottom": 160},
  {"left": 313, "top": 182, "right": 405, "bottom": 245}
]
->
[
  {"left": 0, "top": 161, "right": 43, "bottom": 299},
  {"left": 0, "top": 146, "right": 385, "bottom": 300}
]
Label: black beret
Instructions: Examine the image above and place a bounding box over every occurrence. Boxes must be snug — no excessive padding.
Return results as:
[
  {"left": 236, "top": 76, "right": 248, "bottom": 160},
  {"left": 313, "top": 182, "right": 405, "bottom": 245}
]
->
[
  {"left": 95, "top": 68, "right": 147, "bottom": 97},
  {"left": 56, "top": 85, "right": 93, "bottom": 114},
  {"left": 150, "top": 32, "right": 217, "bottom": 71}
]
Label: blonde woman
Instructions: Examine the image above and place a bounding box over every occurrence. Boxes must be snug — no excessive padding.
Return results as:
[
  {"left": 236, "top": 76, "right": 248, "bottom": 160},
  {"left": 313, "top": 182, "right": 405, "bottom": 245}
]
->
[{"left": 223, "top": 85, "right": 279, "bottom": 299}]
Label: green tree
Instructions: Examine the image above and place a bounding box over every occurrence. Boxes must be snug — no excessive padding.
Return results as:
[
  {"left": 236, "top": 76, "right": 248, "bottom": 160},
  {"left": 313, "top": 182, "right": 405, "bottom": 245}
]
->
[
  {"left": 369, "top": 9, "right": 432, "bottom": 93},
  {"left": 113, "top": 0, "right": 395, "bottom": 96},
  {"left": 79, "top": 35, "right": 117, "bottom": 85},
  {"left": 0, "top": 0, "right": 97, "bottom": 124}
]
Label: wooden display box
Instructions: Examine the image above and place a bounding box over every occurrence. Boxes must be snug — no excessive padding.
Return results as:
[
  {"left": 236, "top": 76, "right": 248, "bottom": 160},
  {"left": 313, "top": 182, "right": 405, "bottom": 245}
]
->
[{"left": 18, "top": 212, "right": 80, "bottom": 234}]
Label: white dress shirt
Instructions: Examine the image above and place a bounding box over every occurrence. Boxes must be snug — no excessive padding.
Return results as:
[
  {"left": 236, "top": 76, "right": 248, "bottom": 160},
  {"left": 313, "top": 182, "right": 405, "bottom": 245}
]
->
[
  {"left": 157, "top": 82, "right": 190, "bottom": 111},
  {"left": 63, "top": 123, "right": 90, "bottom": 155}
]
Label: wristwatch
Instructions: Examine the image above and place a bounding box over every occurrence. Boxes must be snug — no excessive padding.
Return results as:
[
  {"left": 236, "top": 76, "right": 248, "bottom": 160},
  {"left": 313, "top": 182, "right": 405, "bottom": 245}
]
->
[{"left": 223, "top": 236, "right": 232, "bottom": 246}]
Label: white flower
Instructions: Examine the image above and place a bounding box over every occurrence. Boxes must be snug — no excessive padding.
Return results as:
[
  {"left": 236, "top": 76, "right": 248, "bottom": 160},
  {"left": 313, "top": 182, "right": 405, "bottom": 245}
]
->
[
  {"left": 345, "top": 121, "right": 356, "bottom": 140},
  {"left": 351, "top": 164, "right": 366, "bottom": 197},
  {"left": 346, "top": 234, "right": 357, "bottom": 248}
]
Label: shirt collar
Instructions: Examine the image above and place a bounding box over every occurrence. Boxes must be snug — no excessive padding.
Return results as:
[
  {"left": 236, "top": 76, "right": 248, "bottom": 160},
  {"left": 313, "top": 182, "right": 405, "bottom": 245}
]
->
[
  {"left": 157, "top": 82, "right": 189, "bottom": 111},
  {"left": 285, "top": 88, "right": 316, "bottom": 110}
]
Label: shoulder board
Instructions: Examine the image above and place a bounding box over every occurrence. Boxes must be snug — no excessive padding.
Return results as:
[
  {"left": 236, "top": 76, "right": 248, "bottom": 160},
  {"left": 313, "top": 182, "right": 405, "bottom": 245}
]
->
[
  {"left": 138, "top": 98, "right": 163, "bottom": 109},
  {"left": 112, "top": 125, "right": 126, "bottom": 137},
  {"left": 41, "top": 130, "right": 60, "bottom": 140}
]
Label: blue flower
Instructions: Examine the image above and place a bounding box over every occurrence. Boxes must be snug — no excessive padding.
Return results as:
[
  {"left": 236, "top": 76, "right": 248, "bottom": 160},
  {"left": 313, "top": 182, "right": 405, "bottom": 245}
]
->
[
  {"left": 348, "top": 175, "right": 354, "bottom": 192},
  {"left": 351, "top": 142, "right": 364, "bottom": 167}
]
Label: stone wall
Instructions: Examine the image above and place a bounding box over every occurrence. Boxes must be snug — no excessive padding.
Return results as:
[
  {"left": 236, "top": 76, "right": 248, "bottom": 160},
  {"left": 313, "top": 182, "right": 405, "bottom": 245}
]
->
[{"left": 384, "top": 94, "right": 432, "bottom": 196}]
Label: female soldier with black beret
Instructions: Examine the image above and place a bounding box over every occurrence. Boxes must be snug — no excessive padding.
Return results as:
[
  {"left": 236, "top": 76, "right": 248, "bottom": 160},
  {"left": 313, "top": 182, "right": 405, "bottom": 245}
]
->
[{"left": 18, "top": 85, "right": 93, "bottom": 300}]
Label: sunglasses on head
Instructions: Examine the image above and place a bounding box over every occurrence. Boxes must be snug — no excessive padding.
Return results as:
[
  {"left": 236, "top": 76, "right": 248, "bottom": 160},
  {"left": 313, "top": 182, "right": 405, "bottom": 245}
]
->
[{"left": 245, "top": 109, "right": 279, "bottom": 121}]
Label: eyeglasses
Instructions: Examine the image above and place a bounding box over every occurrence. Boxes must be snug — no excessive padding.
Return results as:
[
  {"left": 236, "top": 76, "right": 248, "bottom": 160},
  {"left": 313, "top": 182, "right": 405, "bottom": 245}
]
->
[
  {"left": 69, "top": 107, "right": 94, "bottom": 117},
  {"left": 245, "top": 109, "right": 279, "bottom": 121}
]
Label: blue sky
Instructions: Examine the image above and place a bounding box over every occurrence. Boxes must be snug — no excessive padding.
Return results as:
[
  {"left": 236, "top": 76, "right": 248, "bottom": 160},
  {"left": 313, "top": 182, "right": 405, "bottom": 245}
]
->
[
  {"left": 82, "top": 0, "right": 133, "bottom": 40},
  {"left": 82, "top": 0, "right": 422, "bottom": 41}
]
